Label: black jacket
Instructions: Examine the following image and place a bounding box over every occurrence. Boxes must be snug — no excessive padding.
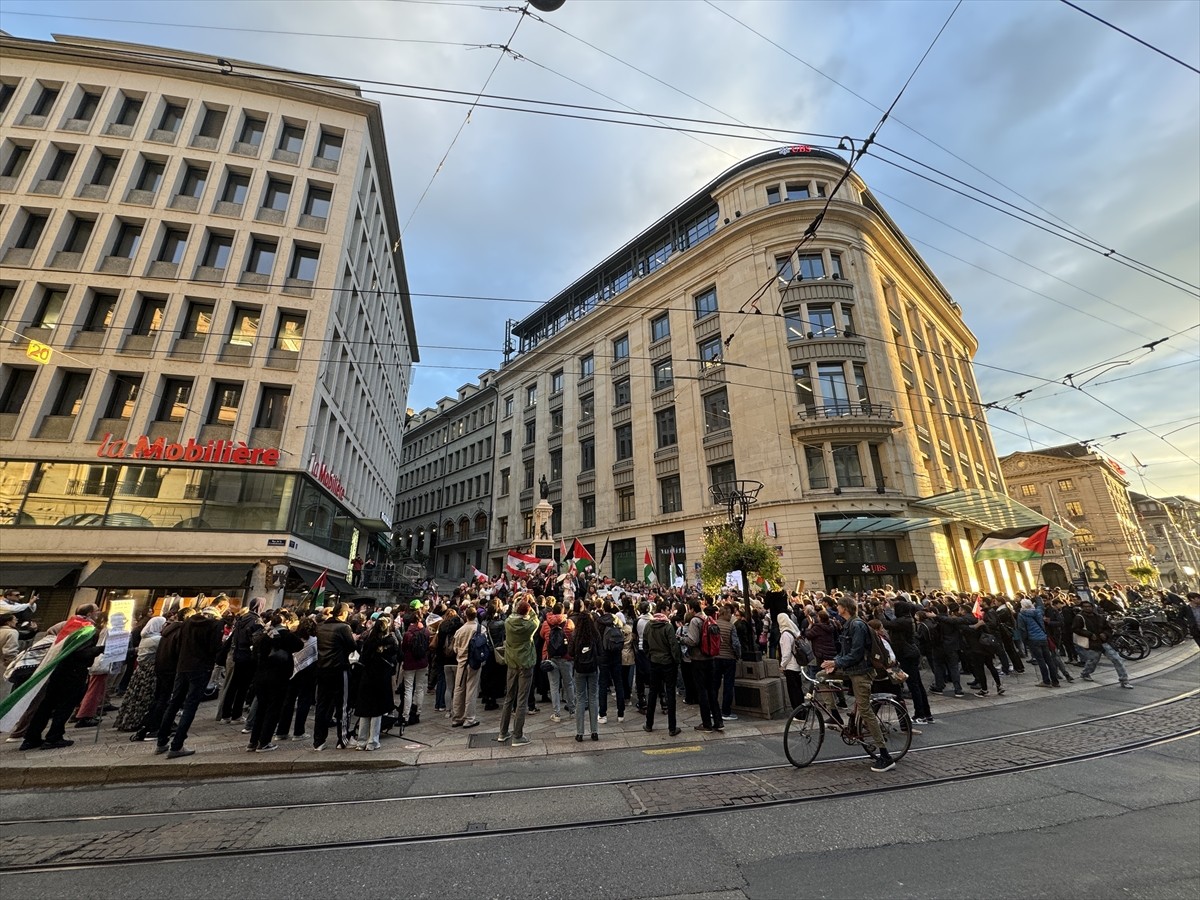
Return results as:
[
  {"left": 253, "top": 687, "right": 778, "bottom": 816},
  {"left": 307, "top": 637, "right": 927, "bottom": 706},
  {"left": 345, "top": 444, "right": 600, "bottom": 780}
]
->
[
  {"left": 230, "top": 612, "right": 264, "bottom": 663},
  {"left": 175, "top": 616, "right": 225, "bottom": 672},
  {"left": 155, "top": 620, "right": 184, "bottom": 676},
  {"left": 316, "top": 619, "right": 355, "bottom": 670},
  {"left": 883, "top": 611, "right": 919, "bottom": 661}
]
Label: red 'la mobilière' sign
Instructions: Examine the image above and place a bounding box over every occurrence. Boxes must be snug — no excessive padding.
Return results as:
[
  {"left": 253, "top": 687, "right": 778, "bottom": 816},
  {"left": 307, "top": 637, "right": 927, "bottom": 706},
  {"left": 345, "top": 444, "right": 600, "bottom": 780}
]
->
[{"left": 96, "top": 433, "right": 281, "bottom": 467}]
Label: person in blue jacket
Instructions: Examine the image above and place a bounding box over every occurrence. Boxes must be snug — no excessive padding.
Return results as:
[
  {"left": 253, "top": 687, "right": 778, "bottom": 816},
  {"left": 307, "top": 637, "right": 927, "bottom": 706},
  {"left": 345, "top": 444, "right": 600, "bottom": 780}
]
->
[{"left": 1015, "top": 597, "right": 1058, "bottom": 688}]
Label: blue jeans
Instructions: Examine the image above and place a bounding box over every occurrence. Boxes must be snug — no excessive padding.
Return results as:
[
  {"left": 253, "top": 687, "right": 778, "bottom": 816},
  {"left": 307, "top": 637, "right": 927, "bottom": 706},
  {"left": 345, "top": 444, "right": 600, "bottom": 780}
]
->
[
  {"left": 574, "top": 670, "right": 599, "bottom": 735},
  {"left": 1028, "top": 640, "right": 1057, "bottom": 685},
  {"left": 157, "top": 669, "right": 210, "bottom": 752},
  {"left": 1079, "top": 644, "right": 1129, "bottom": 682},
  {"left": 548, "top": 659, "right": 574, "bottom": 716},
  {"left": 714, "top": 657, "right": 737, "bottom": 715}
]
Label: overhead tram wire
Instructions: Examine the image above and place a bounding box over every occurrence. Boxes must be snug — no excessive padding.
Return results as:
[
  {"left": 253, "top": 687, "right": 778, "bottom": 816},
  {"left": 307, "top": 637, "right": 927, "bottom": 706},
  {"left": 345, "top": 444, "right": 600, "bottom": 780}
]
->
[{"left": 1058, "top": 0, "right": 1200, "bottom": 75}]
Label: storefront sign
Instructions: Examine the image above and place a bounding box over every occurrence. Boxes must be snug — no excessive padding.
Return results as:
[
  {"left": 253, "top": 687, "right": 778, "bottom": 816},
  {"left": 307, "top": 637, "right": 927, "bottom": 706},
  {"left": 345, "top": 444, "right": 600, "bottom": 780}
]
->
[
  {"left": 823, "top": 561, "right": 918, "bottom": 576},
  {"left": 309, "top": 459, "right": 346, "bottom": 500},
  {"left": 96, "top": 433, "right": 280, "bottom": 467}
]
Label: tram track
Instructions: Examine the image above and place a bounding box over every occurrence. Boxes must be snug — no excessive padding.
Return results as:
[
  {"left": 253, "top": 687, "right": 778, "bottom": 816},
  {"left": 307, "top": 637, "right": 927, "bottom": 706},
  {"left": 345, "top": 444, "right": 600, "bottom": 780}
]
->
[{"left": 1, "top": 692, "right": 1196, "bottom": 875}]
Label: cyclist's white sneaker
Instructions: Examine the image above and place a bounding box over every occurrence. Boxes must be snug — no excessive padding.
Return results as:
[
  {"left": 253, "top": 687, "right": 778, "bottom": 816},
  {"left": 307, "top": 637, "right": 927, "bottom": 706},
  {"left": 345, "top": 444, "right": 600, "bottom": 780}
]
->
[{"left": 871, "top": 756, "right": 896, "bottom": 773}]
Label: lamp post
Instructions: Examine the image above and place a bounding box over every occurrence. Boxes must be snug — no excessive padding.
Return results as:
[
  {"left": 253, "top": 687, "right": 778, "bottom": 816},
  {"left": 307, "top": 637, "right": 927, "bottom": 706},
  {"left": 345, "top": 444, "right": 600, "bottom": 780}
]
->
[{"left": 711, "top": 479, "right": 763, "bottom": 655}]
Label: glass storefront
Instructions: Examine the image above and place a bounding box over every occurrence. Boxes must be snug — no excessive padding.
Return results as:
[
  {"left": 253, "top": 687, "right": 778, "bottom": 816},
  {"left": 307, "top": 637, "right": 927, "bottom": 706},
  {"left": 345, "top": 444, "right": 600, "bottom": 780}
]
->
[{"left": 820, "top": 537, "right": 916, "bottom": 592}]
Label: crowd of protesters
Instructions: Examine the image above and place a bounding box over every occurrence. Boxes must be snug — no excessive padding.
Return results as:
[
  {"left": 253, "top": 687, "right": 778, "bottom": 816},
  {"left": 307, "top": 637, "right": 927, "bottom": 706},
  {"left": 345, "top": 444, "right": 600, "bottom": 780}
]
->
[{"left": 2, "top": 574, "right": 1197, "bottom": 761}]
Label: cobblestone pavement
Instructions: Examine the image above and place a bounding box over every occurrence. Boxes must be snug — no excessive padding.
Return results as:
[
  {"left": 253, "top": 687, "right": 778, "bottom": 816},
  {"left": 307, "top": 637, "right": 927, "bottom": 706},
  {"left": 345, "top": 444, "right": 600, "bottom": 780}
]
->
[{"left": 1, "top": 694, "right": 1194, "bottom": 871}]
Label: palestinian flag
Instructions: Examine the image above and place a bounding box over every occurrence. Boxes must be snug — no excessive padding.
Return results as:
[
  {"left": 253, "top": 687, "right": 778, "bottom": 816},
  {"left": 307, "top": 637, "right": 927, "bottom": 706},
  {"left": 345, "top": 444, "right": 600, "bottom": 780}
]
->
[
  {"left": 505, "top": 549, "right": 541, "bottom": 576},
  {"left": 0, "top": 615, "right": 97, "bottom": 732},
  {"left": 310, "top": 568, "right": 329, "bottom": 609},
  {"left": 643, "top": 549, "right": 657, "bottom": 584},
  {"left": 569, "top": 538, "right": 594, "bottom": 566},
  {"left": 972, "top": 524, "right": 1050, "bottom": 562}
]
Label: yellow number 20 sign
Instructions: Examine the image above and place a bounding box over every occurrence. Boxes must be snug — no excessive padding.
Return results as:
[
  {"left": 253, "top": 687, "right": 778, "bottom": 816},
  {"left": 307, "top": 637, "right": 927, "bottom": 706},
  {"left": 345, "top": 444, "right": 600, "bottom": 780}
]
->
[{"left": 26, "top": 340, "right": 53, "bottom": 365}]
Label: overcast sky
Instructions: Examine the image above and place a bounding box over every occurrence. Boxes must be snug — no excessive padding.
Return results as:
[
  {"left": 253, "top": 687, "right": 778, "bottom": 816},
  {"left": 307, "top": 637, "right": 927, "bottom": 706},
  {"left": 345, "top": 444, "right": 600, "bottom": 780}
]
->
[{"left": 8, "top": 0, "right": 1198, "bottom": 498}]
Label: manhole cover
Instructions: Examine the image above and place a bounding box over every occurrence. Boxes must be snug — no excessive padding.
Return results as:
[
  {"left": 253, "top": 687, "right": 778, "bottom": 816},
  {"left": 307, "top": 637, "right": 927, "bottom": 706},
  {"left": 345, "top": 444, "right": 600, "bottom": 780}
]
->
[{"left": 468, "top": 732, "right": 502, "bottom": 749}]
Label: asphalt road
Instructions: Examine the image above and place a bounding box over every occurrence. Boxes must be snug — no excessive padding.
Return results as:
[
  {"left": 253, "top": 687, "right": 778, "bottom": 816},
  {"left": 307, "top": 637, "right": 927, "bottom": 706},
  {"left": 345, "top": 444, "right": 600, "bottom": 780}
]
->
[{"left": 2, "top": 659, "right": 1198, "bottom": 899}]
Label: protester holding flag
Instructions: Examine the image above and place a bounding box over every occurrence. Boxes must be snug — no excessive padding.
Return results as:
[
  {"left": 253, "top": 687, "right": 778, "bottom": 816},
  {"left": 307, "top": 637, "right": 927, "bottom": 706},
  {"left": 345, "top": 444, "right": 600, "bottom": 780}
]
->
[{"left": 643, "top": 549, "right": 657, "bottom": 585}]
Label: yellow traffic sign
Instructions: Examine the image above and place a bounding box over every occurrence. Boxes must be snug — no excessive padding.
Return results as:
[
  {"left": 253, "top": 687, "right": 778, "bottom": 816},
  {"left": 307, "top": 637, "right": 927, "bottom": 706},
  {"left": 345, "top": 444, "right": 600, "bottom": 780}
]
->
[{"left": 26, "top": 340, "right": 52, "bottom": 365}]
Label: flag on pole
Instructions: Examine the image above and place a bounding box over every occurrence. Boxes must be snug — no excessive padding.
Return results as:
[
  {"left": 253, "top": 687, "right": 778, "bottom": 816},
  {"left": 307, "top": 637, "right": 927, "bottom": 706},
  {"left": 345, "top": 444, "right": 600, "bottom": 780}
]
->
[
  {"left": 598, "top": 537, "right": 610, "bottom": 567},
  {"left": 0, "top": 614, "right": 98, "bottom": 730},
  {"left": 311, "top": 568, "right": 329, "bottom": 609},
  {"left": 470, "top": 565, "right": 489, "bottom": 583},
  {"left": 668, "top": 547, "right": 676, "bottom": 583},
  {"left": 972, "top": 524, "right": 1050, "bottom": 562},
  {"left": 1131, "top": 453, "right": 1145, "bottom": 469},
  {"left": 505, "top": 549, "right": 541, "bottom": 576},
  {"left": 569, "top": 538, "right": 595, "bottom": 565},
  {"left": 971, "top": 596, "right": 983, "bottom": 620},
  {"left": 643, "top": 548, "right": 657, "bottom": 584}
]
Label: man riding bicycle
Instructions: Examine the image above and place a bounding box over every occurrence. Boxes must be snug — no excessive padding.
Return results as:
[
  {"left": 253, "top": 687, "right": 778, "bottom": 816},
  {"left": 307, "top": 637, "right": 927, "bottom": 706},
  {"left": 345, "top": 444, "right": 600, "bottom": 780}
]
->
[{"left": 820, "top": 598, "right": 897, "bottom": 773}]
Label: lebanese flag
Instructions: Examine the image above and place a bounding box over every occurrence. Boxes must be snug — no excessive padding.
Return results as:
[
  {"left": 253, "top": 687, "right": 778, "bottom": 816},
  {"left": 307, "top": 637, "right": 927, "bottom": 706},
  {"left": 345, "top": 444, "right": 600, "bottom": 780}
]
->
[
  {"left": 643, "top": 548, "right": 657, "bottom": 584},
  {"left": 569, "top": 539, "right": 594, "bottom": 565},
  {"left": 971, "top": 596, "right": 984, "bottom": 620},
  {"left": 972, "top": 524, "right": 1050, "bottom": 562},
  {"left": 470, "top": 565, "right": 489, "bottom": 583},
  {"left": 505, "top": 549, "right": 541, "bottom": 576}
]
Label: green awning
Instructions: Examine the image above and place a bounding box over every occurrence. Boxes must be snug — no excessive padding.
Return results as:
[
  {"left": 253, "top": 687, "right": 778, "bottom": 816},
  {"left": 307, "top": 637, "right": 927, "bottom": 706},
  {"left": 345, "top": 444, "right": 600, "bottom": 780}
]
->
[
  {"left": 913, "top": 489, "right": 1073, "bottom": 541},
  {"left": 818, "top": 516, "right": 943, "bottom": 535}
]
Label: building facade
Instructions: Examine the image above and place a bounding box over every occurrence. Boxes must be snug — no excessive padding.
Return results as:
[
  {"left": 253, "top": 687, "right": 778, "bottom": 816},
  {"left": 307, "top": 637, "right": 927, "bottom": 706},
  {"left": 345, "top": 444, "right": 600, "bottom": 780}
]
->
[
  {"left": 0, "top": 34, "right": 418, "bottom": 622},
  {"left": 485, "top": 146, "right": 1054, "bottom": 593},
  {"left": 1000, "top": 444, "right": 1150, "bottom": 588},
  {"left": 1131, "top": 492, "right": 1200, "bottom": 590},
  {"left": 394, "top": 372, "right": 498, "bottom": 584}
]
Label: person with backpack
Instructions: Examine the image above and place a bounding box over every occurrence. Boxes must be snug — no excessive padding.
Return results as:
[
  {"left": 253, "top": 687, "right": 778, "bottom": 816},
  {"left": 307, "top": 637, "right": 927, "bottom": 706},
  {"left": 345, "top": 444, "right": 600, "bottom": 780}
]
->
[
  {"left": 433, "top": 605, "right": 461, "bottom": 714},
  {"left": 597, "top": 602, "right": 626, "bottom": 724},
  {"left": 219, "top": 606, "right": 263, "bottom": 724},
  {"left": 450, "top": 606, "right": 484, "bottom": 728},
  {"left": 682, "top": 599, "right": 723, "bottom": 733},
  {"left": 496, "top": 598, "right": 539, "bottom": 746},
  {"left": 714, "top": 604, "right": 740, "bottom": 721},
  {"left": 820, "top": 597, "right": 897, "bottom": 773},
  {"left": 539, "top": 602, "right": 575, "bottom": 722},
  {"left": 777, "top": 612, "right": 810, "bottom": 712},
  {"left": 569, "top": 607, "right": 602, "bottom": 741},
  {"left": 401, "top": 610, "right": 430, "bottom": 726},
  {"left": 247, "top": 610, "right": 305, "bottom": 753},
  {"left": 641, "top": 610, "right": 683, "bottom": 736}
]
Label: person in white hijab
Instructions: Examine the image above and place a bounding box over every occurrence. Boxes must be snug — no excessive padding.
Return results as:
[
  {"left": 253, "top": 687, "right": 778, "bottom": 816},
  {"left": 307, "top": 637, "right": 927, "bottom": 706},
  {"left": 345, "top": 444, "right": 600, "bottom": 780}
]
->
[{"left": 777, "top": 612, "right": 808, "bottom": 712}]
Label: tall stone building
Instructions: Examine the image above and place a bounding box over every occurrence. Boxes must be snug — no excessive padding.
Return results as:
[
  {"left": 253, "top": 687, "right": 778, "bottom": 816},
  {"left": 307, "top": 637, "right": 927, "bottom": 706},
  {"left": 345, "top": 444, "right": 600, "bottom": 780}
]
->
[
  {"left": 0, "top": 34, "right": 417, "bottom": 621},
  {"left": 486, "top": 146, "right": 1059, "bottom": 593},
  {"left": 1000, "top": 444, "right": 1150, "bottom": 588},
  {"left": 1130, "top": 492, "right": 1200, "bottom": 590}
]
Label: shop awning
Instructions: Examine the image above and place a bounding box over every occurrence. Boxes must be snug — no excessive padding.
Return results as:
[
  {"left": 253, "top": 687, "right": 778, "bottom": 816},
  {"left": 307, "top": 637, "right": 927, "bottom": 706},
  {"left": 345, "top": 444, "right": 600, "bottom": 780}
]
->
[
  {"left": 81, "top": 562, "right": 254, "bottom": 589},
  {"left": 818, "top": 516, "right": 944, "bottom": 535},
  {"left": 291, "top": 564, "right": 354, "bottom": 596},
  {"left": 0, "top": 561, "right": 84, "bottom": 586},
  {"left": 912, "top": 489, "right": 1073, "bottom": 541},
  {"left": 358, "top": 518, "right": 392, "bottom": 533}
]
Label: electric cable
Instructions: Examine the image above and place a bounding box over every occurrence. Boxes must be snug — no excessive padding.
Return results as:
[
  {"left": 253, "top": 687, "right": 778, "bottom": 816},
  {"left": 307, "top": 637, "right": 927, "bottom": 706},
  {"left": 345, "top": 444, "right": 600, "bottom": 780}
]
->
[{"left": 1058, "top": 0, "right": 1200, "bottom": 75}]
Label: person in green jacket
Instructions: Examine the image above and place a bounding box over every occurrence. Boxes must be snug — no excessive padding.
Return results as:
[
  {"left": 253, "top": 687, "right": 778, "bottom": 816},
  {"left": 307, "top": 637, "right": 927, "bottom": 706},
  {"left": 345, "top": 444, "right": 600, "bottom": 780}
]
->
[{"left": 497, "top": 599, "right": 539, "bottom": 746}]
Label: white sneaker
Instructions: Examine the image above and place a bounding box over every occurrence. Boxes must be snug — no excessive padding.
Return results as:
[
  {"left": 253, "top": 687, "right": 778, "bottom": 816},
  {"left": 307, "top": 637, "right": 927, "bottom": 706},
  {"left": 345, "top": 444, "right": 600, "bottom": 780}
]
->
[
  {"left": 597, "top": 715, "right": 608, "bottom": 724},
  {"left": 550, "top": 714, "right": 562, "bottom": 722},
  {"left": 617, "top": 716, "right": 624, "bottom": 723}
]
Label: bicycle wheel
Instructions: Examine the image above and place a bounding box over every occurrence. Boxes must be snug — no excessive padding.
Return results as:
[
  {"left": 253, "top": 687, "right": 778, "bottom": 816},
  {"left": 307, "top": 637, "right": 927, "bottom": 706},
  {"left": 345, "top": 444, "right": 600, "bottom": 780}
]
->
[
  {"left": 862, "top": 698, "right": 912, "bottom": 762},
  {"left": 1159, "top": 623, "right": 1185, "bottom": 647},
  {"left": 783, "top": 702, "right": 825, "bottom": 768},
  {"left": 1114, "top": 633, "right": 1150, "bottom": 661},
  {"left": 1140, "top": 626, "right": 1163, "bottom": 649}
]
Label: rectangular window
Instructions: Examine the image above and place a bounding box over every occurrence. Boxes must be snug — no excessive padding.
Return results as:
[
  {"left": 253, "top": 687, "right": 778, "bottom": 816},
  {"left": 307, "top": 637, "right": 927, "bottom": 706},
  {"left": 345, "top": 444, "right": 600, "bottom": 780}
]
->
[
  {"left": 808, "top": 303, "right": 837, "bottom": 338},
  {"left": 503, "top": 395, "right": 514, "bottom": 417},
  {"left": 796, "top": 253, "right": 825, "bottom": 280},
  {"left": 180, "top": 164, "right": 208, "bottom": 198},
  {"left": 833, "top": 444, "right": 865, "bottom": 487},
  {"left": 2, "top": 144, "right": 31, "bottom": 178},
  {"left": 581, "top": 496, "right": 596, "bottom": 529},
  {"left": 45, "top": 147, "right": 76, "bottom": 182},
  {"left": 201, "top": 232, "right": 232, "bottom": 268},
  {"left": 0, "top": 82, "right": 14, "bottom": 114},
  {"left": 613, "top": 377, "right": 631, "bottom": 408},
  {"left": 660, "top": 475, "right": 682, "bottom": 514},
  {"left": 550, "top": 408, "right": 564, "bottom": 434},
  {"left": 793, "top": 364, "right": 815, "bottom": 413},
  {"left": 549, "top": 449, "right": 562, "bottom": 481},
  {"left": 304, "top": 186, "right": 332, "bottom": 218},
  {"left": 221, "top": 171, "right": 250, "bottom": 204},
  {"left": 615, "top": 424, "right": 633, "bottom": 460},
  {"left": 246, "top": 239, "right": 277, "bottom": 275},
  {"left": 131, "top": 297, "right": 166, "bottom": 336},
  {"left": 853, "top": 363, "right": 870, "bottom": 406},
  {"left": 263, "top": 178, "right": 291, "bottom": 211},
  {"left": 182, "top": 301, "right": 214, "bottom": 339},
  {"left": 198, "top": 106, "right": 226, "bottom": 139},
  {"left": 1058, "top": 479, "right": 1074, "bottom": 492},
  {"left": 524, "top": 419, "right": 536, "bottom": 446},
  {"left": 708, "top": 461, "right": 736, "bottom": 496},
  {"left": 289, "top": 246, "right": 319, "bottom": 281},
  {"left": 817, "top": 362, "right": 850, "bottom": 412},
  {"left": 104, "top": 375, "right": 140, "bottom": 420},
  {"left": 580, "top": 354, "right": 594, "bottom": 378},
  {"left": 91, "top": 153, "right": 119, "bottom": 187},
  {"left": 207, "top": 381, "right": 242, "bottom": 425},
  {"left": 830, "top": 252, "right": 844, "bottom": 278},
  {"left": 32, "top": 289, "right": 66, "bottom": 329},
  {"left": 703, "top": 388, "right": 730, "bottom": 433},
  {"left": 62, "top": 217, "right": 94, "bottom": 254},
  {"left": 499, "top": 468, "right": 510, "bottom": 496},
  {"left": 111, "top": 221, "right": 142, "bottom": 258},
  {"left": 525, "top": 383, "right": 538, "bottom": 408},
  {"left": 524, "top": 461, "right": 535, "bottom": 490},
  {"left": 580, "top": 437, "right": 595, "bottom": 472},
  {"left": 278, "top": 123, "right": 305, "bottom": 154},
  {"left": 115, "top": 94, "right": 142, "bottom": 126},
  {"left": 551, "top": 370, "right": 564, "bottom": 393},
  {"left": 31, "top": 84, "right": 61, "bottom": 118},
  {"left": 316, "top": 130, "right": 343, "bottom": 162},
  {"left": 275, "top": 312, "right": 305, "bottom": 351},
  {"left": 72, "top": 91, "right": 100, "bottom": 122},
  {"left": 698, "top": 335, "right": 723, "bottom": 369},
  {"left": 613, "top": 334, "right": 629, "bottom": 360},
  {"left": 1020, "top": 484, "right": 1038, "bottom": 497},
  {"left": 652, "top": 358, "right": 673, "bottom": 390},
  {"left": 651, "top": 313, "right": 670, "bottom": 342},
  {"left": 694, "top": 286, "right": 718, "bottom": 318},
  {"left": 655, "top": 407, "right": 677, "bottom": 449},
  {"left": 156, "top": 377, "right": 191, "bottom": 422},
  {"left": 1065, "top": 500, "right": 1084, "bottom": 518},
  {"left": 805, "top": 446, "right": 829, "bottom": 489},
  {"left": 228, "top": 306, "right": 260, "bottom": 346},
  {"left": 580, "top": 393, "right": 594, "bottom": 421},
  {"left": 786, "top": 182, "right": 810, "bottom": 201},
  {"left": 498, "top": 517, "right": 508, "bottom": 543},
  {"left": 158, "top": 228, "right": 187, "bottom": 264},
  {"left": 766, "top": 185, "right": 781, "bottom": 205},
  {"left": 50, "top": 371, "right": 88, "bottom": 417},
  {"left": 617, "top": 487, "right": 635, "bottom": 522},
  {"left": 256, "top": 386, "right": 290, "bottom": 429},
  {"left": 777, "top": 254, "right": 795, "bottom": 283},
  {"left": 136, "top": 159, "right": 165, "bottom": 193},
  {"left": 239, "top": 115, "right": 266, "bottom": 147},
  {"left": 82, "top": 292, "right": 116, "bottom": 332},
  {"left": 0, "top": 368, "right": 36, "bottom": 415},
  {"left": 16, "top": 213, "right": 48, "bottom": 249},
  {"left": 501, "top": 430, "right": 512, "bottom": 454},
  {"left": 158, "top": 102, "right": 185, "bottom": 133}
]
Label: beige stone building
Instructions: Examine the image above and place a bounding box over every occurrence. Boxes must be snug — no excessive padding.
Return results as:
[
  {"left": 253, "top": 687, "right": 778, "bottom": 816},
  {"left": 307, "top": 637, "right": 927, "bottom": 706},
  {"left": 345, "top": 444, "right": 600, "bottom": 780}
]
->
[
  {"left": 0, "top": 34, "right": 417, "bottom": 622},
  {"left": 1000, "top": 444, "right": 1150, "bottom": 588},
  {"left": 487, "top": 147, "right": 1059, "bottom": 593}
]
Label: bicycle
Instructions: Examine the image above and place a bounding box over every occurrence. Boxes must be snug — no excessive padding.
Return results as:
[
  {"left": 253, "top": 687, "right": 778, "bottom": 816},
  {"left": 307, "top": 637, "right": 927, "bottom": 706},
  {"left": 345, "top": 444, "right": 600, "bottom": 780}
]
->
[{"left": 783, "top": 669, "right": 913, "bottom": 768}]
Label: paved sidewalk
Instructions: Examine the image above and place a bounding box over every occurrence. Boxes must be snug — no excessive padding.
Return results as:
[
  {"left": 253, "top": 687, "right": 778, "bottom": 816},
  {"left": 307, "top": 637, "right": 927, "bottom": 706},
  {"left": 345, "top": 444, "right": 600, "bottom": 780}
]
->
[{"left": 3, "top": 643, "right": 1194, "bottom": 789}]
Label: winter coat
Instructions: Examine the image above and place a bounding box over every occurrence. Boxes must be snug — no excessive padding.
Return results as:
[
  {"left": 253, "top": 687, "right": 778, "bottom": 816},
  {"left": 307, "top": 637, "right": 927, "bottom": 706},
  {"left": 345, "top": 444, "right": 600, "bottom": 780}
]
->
[{"left": 355, "top": 632, "right": 399, "bottom": 717}]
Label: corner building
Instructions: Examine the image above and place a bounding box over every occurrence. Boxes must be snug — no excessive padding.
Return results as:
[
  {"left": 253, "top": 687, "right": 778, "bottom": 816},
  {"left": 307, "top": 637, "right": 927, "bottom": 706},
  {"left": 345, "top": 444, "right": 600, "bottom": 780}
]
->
[
  {"left": 490, "top": 147, "right": 1056, "bottom": 593},
  {"left": 0, "top": 35, "right": 418, "bottom": 621}
]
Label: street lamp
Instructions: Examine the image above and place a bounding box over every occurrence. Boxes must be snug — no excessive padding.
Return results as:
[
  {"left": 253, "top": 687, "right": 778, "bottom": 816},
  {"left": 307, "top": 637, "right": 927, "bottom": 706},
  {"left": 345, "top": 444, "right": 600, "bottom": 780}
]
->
[{"left": 711, "top": 479, "right": 764, "bottom": 655}]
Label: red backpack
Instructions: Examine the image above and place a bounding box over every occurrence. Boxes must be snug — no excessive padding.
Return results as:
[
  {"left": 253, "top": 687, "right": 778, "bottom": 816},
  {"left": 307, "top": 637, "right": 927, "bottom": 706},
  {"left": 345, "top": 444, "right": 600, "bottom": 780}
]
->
[{"left": 699, "top": 616, "right": 722, "bottom": 657}]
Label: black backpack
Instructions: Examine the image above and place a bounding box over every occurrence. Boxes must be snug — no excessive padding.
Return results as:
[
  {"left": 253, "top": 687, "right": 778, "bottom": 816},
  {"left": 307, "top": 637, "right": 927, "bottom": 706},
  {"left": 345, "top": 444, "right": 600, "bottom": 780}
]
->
[
  {"left": 547, "top": 623, "right": 568, "bottom": 658},
  {"left": 407, "top": 626, "right": 429, "bottom": 661},
  {"left": 603, "top": 623, "right": 624, "bottom": 653},
  {"left": 467, "top": 622, "right": 490, "bottom": 671},
  {"left": 574, "top": 637, "right": 597, "bottom": 674}
]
